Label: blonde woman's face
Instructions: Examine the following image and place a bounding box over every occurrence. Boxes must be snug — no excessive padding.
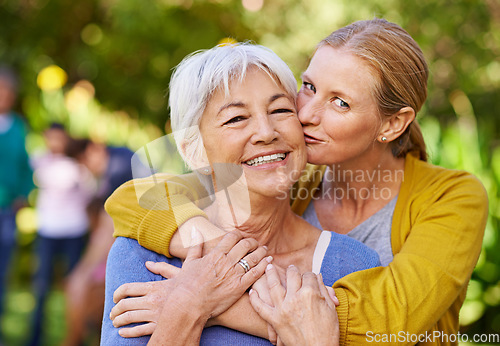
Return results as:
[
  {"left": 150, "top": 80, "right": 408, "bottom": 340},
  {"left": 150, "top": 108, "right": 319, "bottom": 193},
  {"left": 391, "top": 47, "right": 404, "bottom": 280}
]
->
[
  {"left": 297, "top": 46, "right": 383, "bottom": 166},
  {"left": 199, "top": 68, "right": 306, "bottom": 198}
]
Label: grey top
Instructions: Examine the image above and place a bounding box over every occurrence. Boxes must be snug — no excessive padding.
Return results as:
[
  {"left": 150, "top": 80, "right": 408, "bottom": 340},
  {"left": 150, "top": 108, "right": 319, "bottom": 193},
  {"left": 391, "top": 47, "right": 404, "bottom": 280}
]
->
[{"left": 302, "top": 196, "right": 398, "bottom": 266}]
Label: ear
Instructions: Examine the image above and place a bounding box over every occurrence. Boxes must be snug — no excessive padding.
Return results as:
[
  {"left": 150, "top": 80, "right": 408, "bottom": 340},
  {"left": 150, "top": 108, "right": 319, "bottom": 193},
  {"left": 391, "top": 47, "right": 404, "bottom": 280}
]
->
[
  {"left": 179, "top": 139, "right": 211, "bottom": 173},
  {"left": 377, "top": 107, "right": 415, "bottom": 143}
]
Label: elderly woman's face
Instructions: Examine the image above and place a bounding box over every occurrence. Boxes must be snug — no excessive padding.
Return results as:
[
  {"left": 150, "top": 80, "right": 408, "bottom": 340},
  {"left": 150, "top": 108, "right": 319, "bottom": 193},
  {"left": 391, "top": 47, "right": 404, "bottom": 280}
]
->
[{"left": 199, "top": 68, "right": 306, "bottom": 198}]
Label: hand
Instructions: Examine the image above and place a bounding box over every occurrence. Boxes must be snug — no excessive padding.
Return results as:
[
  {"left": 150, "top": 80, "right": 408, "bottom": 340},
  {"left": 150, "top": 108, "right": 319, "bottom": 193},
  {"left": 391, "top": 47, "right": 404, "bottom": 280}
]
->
[
  {"left": 166, "top": 229, "right": 271, "bottom": 319},
  {"left": 110, "top": 261, "right": 179, "bottom": 337},
  {"left": 110, "top": 229, "right": 271, "bottom": 337},
  {"left": 251, "top": 263, "right": 286, "bottom": 344},
  {"left": 249, "top": 264, "right": 339, "bottom": 346}
]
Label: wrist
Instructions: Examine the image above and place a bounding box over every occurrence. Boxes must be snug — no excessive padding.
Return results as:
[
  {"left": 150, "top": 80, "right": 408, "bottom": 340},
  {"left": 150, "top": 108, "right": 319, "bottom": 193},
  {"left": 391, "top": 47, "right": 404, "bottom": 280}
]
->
[{"left": 166, "top": 287, "right": 211, "bottom": 325}]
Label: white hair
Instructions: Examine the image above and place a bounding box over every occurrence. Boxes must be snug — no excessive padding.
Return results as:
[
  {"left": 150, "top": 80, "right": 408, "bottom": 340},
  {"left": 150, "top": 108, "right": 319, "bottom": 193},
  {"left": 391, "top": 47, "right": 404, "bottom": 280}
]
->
[{"left": 168, "top": 42, "right": 297, "bottom": 169}]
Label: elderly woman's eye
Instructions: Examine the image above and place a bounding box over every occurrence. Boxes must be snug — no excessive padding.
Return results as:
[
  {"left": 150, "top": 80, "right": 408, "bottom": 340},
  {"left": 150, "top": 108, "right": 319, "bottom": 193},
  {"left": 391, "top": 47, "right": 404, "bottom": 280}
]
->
[
  {"left": 272, "top": 108, "right": 294, "bottom": 114},
  {"left": 224, "top": 116, "right": 246, "bottom": 125},
  {"left": 302, "top": 82, "right": 316, "bottom": 93},
  {"left": 333, "top": 97, "right": 349, "bottom": 109}
]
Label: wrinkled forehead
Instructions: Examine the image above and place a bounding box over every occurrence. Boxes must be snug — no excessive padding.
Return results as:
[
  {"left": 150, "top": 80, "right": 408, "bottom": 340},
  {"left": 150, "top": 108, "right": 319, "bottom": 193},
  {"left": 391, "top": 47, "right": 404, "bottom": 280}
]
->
[{"left": 211, "top": 65, "right": 295, "bottom": 103}]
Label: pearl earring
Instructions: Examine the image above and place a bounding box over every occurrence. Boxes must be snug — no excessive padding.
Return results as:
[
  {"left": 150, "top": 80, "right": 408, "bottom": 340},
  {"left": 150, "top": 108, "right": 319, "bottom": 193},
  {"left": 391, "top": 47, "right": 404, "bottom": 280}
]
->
[{"left": 381, "top": 136, "right": 387, "bottom": 142}]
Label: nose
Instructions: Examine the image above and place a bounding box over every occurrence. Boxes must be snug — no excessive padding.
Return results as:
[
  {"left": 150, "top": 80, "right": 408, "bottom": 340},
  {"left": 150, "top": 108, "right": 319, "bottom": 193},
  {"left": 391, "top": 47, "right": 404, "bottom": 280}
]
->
[
  {"left": 251, "top": 114, "right": 278, "bottom": 145},
  {"left": 297, "top": 94, "right": 322, "bottom": 126}
]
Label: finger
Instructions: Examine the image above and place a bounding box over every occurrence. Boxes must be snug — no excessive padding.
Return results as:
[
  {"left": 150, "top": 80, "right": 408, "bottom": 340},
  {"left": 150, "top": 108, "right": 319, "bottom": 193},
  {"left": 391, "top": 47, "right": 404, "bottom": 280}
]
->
[
  {"left": 266, "top": 264, "right": 286, "bottom": 308},
  {"left": 118, "top": 322, "right": 156, "bottom": 338},
  {"left": 301, "top": 272, "right": 320, "bottom": 292},
  {"left": 145, "top": 261, "right": 181, "bottom": 279},
  {"left": 241, "top": 245, "right": 268, "bottom": 269},
  {"left": 240, "top": 255, "right": 272, "bottom": 287},
  {"left": 112, "top": 309, "right": 156, "bottom": 328},
  {"left": 249, "top": 289, "right": 275, "bottom": 323},
  {"left": 113, "top": 282, "right": 151, "bottom": 304},
  {"left": 110, "top": 296, "right": 147, "bottom": 320},
  {"left": 212, "top": 230, "right": 243, "bottom": 254},
  {"left": 235, "top": 246, "right": 268, "bottom": 275},
  {"left": 267, "top": 324, "right": 278, "bottom": 345},
  {"left": 185, "top": 226, "right": 204, "bottom": 263},
  {"left": 317, "top": 274, "right": 336, "bottom": 308},
  {"left": 326, "top": 286, "right": 340, "bottom": 306},
  {"left": 284, "top": 265, "right": 301, "bottom": 296},
  {"left": 226, "top": 237, "right": 259, "bottom": 264}
]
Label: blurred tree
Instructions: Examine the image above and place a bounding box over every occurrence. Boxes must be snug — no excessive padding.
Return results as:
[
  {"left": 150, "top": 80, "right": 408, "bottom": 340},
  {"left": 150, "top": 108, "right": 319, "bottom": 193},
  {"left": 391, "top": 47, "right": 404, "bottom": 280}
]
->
[{"left": 1, "top": 0, "right": 499, "bottom": 343}]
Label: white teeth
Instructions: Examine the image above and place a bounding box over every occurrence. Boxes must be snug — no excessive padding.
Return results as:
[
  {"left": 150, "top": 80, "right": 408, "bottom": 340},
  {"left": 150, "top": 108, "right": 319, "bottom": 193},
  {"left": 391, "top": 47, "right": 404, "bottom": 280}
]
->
[{"left": 245, "top": 153, "right": 286, "bottom": 166}]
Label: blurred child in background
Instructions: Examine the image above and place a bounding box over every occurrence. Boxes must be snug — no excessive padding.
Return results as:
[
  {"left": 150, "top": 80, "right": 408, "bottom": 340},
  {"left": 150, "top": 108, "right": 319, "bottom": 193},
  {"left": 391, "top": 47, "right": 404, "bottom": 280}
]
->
[{"left": 29, "top": 123, "right": 95, "bottom": 346}]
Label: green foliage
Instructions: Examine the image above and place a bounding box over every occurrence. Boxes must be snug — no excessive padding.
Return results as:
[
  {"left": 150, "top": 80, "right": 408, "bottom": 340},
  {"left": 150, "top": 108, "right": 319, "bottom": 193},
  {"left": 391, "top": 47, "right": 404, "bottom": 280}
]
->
[{"left": 1, "top": 0, "right": 499, "bottom": 343}]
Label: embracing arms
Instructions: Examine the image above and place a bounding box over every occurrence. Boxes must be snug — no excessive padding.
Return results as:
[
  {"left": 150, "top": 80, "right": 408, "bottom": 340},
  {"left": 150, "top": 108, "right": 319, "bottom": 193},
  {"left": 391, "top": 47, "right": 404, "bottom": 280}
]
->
[{"left": 106, "top": 159, "right": 489, "bottom": 344}]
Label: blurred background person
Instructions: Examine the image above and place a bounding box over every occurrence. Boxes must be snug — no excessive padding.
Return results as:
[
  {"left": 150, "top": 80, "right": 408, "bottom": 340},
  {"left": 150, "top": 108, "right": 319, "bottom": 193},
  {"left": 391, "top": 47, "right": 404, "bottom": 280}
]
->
[
  {"left": 29, "top": 123, "right": 95, "bottom": 346},
  {"left": 63, "top": 138, "right": 139, "bottom": 345},
  {"left": 0, "top": 65, "right": 33, "bottom": 342}
]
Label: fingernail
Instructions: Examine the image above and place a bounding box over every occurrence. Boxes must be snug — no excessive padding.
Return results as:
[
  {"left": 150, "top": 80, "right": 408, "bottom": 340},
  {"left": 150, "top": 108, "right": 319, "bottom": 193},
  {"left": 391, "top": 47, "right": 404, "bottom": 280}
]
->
[
  {"left": 249, "top": 289, "right": 254, "bottom": 295},
  {"left": 288, "top": 264, "right": 295, "bottom": 268},
  {"left": 145, "top": 261, "right": 153, "bottom": 266},
  {"left": 266, "top": 263, "right": 273, "bottom": 271},
  {"left": 262, "top": 245, "right": 268, "bottom": 250},
  {"left": 266, "top": 256, "right": 273, "bottom": 263}
]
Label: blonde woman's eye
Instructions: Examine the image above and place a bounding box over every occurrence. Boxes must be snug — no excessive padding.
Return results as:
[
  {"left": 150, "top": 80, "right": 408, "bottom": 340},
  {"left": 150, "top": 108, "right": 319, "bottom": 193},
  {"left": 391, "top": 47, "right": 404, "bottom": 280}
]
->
[
  {"left": 302, "top": 82, "right": 316, "bottom": 93},
  {"left": 333, "top": 98, "right": 349, "bottom": 108}
]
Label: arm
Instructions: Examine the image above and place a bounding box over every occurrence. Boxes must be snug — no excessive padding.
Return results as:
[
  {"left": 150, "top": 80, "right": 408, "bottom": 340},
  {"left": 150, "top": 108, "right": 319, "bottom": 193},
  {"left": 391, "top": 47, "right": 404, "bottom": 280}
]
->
[
  {"left": 105, "top": 172, "right": 213, "bottom": 257},
  {"left": 332, "top": 173, "right": 488, "bottom": 345}
]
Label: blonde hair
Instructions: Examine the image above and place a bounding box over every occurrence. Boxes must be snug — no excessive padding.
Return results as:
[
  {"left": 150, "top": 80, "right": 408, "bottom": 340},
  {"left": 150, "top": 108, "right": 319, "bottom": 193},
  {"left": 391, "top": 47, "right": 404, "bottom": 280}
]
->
[{"left": 319, "top": 18, "right": 428, "bottom": 161}]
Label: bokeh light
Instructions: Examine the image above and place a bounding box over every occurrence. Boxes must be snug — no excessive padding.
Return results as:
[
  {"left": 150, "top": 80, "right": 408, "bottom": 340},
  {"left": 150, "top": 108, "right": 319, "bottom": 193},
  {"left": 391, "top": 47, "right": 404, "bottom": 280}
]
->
[
  {"left": 241, "top": 0, "right": 263, "bottom": 12},
  {"left": 15, "top": 207, "right": 38, "bottom": 234},
  {"left": 36, "top": 65, "right": 68, "bottom": 91}
]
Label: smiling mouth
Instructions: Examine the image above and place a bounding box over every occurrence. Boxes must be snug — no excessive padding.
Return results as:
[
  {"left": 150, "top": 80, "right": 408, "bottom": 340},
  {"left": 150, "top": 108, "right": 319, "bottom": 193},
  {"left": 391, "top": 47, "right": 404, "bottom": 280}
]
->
[{"left": 245, "top": 153, "right": 287, "bottom": 167}]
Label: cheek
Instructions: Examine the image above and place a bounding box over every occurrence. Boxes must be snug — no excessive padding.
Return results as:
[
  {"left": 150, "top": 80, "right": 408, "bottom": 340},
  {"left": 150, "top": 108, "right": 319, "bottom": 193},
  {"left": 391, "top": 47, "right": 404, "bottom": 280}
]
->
[{"left": 296, "top": 91, "right": 309, "bottom": 113}]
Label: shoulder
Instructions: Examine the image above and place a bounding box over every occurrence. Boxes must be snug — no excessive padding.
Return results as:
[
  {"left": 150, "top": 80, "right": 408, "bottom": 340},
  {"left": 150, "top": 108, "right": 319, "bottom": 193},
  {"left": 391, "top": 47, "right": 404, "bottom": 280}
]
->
[
  {"left": 406, "top": 154, "right": 487, "bottom": 199},
  {"left": 108, "top": 237, "right": 179, "bottom": 271},
  {"left": 320, "top": 232, "right": 380, "bottom": 286}
]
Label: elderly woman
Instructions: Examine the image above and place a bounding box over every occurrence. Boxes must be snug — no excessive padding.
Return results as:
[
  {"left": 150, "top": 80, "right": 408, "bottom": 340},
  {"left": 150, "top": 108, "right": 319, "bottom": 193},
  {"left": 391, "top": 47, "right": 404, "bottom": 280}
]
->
[
  {"left": 101, "top": 43, "right": 380, "bottom": 344},
  {"left": 108, "top": 18, "right": 488, "bottom": 345}
]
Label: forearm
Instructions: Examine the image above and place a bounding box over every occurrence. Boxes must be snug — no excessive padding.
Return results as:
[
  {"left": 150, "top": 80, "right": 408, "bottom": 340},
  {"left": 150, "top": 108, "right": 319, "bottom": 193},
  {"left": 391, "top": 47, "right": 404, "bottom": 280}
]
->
[
  {"left": 208, "top": 293, "right": 269, "bottom": 339},
  {"left": 170, "top": 216, "right": 226, "bottom": 258}
]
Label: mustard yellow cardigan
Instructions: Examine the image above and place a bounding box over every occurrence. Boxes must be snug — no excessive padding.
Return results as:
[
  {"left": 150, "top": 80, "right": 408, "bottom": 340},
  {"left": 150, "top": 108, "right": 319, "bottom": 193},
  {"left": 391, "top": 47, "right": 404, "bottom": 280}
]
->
[{"left": 105, "top": 153, "right": 488, "bottom": 345}]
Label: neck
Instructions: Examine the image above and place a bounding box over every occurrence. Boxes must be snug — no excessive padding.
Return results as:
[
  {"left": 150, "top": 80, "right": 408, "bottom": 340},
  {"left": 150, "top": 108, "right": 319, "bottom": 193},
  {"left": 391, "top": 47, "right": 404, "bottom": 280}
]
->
[
  {"left": 324, "top": 150, "right": 404, "bottom": 206},
  {"left": 205, "top": 190, "right": 309, "bottom": 254}
]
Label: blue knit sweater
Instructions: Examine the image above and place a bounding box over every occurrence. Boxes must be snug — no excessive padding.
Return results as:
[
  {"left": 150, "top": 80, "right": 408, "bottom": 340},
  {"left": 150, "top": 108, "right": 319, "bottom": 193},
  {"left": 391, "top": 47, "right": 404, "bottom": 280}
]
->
[{"left": 101, "top": 233, "right": 380, "bottom": 345}]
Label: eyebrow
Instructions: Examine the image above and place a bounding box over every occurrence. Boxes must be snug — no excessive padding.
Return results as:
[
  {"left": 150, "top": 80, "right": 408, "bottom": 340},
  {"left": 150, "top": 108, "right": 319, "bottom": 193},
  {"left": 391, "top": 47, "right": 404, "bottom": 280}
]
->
[
  {"left": 218, "top": 101, "right": 245, "bottom": 115},
  {"left": 217, "top": 93, "right": 290, "bottom": 116},
  {"left": 300, "top": 73, "right": 351, "bottom": 100}
]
